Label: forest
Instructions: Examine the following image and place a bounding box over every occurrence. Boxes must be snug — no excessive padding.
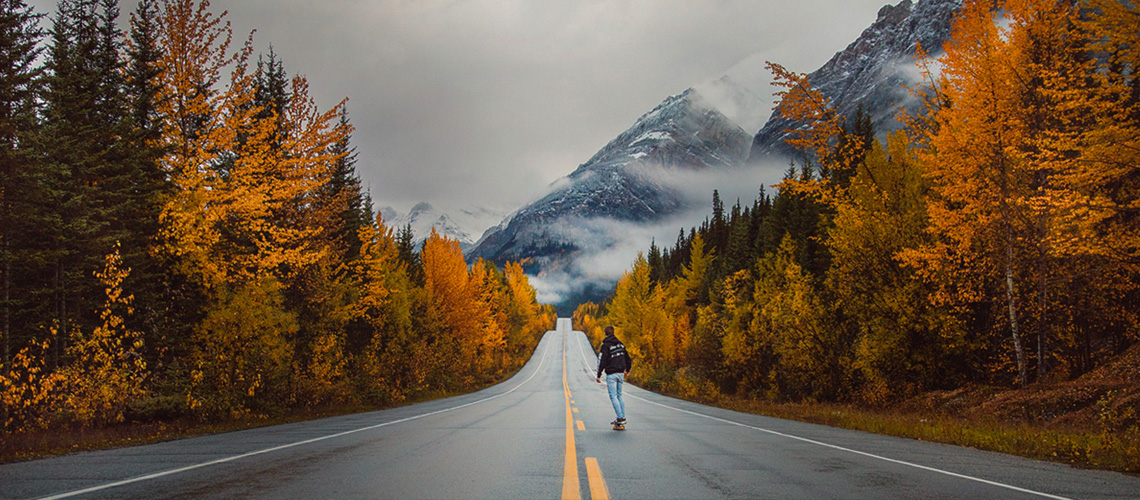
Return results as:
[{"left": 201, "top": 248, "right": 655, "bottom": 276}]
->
[
  {"left": 576, "top": 0, "right": 1140, "bottom": 405},
  {"left": 0, "top": 0, "right": 555, "bottom": 434}
]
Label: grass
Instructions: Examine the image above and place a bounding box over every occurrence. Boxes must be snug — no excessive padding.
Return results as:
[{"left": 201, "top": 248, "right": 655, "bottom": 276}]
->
[
  {"left": 0, "top": 385, "right": 494, "bottom": 465},
  {"left": 673, "top": 391, "right": 1140, "bottom": 474},
  {"left": 0, "top": 404, "right": 376, "bottom": 464}
]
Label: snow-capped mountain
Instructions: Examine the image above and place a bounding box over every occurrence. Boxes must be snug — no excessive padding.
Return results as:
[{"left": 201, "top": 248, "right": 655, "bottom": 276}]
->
[
  {"left": 750, "top": 0, "right": 961, "bottom": 159},
  {"left": 387, "top": 202, "right": 508, "bottom": 252},
  {"left": 471, "top": 0, "right": 962, "bottom": 311},
  {"left": 470, "top": 88, "right": 751, "bottom": 239}
]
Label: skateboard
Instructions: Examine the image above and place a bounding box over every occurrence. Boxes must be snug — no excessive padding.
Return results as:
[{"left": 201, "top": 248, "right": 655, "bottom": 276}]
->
[{"left": 611, "top": 420, "right": 626, "bottom": 431}]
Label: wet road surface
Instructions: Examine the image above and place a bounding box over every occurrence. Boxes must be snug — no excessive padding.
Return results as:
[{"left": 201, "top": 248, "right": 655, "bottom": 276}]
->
[{"left": 2, "top": 319, "right": 1139, "bottom": 499}]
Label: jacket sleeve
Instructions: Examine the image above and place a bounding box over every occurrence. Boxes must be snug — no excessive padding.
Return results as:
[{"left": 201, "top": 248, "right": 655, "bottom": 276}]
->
[{"left": 596, "top": 343, "right": 609, "bottom": 378}]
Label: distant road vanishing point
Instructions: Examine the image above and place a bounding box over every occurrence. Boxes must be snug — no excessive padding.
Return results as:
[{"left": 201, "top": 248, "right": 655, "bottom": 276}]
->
[{"left": 2, "top": 318, "right": 1138, "bottom": 500}]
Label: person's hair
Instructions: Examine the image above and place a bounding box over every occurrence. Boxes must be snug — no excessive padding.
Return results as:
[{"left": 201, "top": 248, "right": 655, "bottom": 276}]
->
[{"left": 604, "top": 326, "right": 614, "bottom": 336}]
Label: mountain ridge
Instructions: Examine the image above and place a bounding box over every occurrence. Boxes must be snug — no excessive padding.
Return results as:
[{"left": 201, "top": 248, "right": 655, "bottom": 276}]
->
[{"left": 469, "top": 0, "right": 963, "bottom": 311}]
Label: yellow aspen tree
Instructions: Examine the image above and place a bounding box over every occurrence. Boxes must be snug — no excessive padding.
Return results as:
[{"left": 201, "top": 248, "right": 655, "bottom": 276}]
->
[
  {"left": 468, "top": 259, "right": 507, "bottom": 374},
  {"left": 828, "top": 133, "right": 965, "bottom": 402},
  {"left": 607, "top": 254, "right": 670, "bottom": 369},
  {"left": 713, "top": 269, "right": 762, "bottom": 390},
  {"left": 502, "top": 260, "right": 547, "bottom": 354},
  {"left": 749, "top": 236, "right": 842, "bottom": 400},
  {"left": 350, "top": 215, "right": 418, "bottom": 404},
  {"left": 0, "top": 335, "right": 65, "bottom": 432},
  {"left": 573, "top": 302, "right": 604, "bottom": 348},
  {"left": 421, "top": 230, "right": 483, "bottom": 376},
  {"left": 1061, "top": 0, "right": 1140, "bottom": 263},
  {"left": 155, "top": 0, "right": 253, "bottom": 289},
  {"left": 56, "top": 244, "right": 149, "bottom": 426},
  {"left": 907, "top": 0, "right": 1037, "bottom": 386},
  {"left": 156, "top": 0, "right": 346, "bottom": 287},
  {"left": 766, "top": 61, "right": 859, "bottom": 205},
  {"left": 665, "top": 234, "right": 714, "bottom": 366}
]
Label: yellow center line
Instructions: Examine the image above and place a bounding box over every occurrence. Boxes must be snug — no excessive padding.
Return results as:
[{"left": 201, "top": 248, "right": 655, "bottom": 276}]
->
[
  {"left": 562, "top": 331, "right": 580, "bottom": 500},
  {"left": 577, "top": 420, "right": 585, "bottom": 431},
  {"left": 585, "top": 457, "right": 610, "bottom": 500}
]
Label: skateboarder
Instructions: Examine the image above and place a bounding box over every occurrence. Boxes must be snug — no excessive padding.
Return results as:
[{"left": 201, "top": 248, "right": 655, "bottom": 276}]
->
[{"left": 596, "top": 326, "right": 632, "bottom": 428}]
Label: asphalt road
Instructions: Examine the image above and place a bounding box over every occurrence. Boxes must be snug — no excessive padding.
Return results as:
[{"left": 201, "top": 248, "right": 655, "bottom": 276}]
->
[{"left": 2, "top": 319, "right": 1139, "bottom": 500}]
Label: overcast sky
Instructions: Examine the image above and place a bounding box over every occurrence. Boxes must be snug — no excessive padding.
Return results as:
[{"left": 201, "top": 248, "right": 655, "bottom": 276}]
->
[{"left": 30, "top": 0, "right": 894, "bottom": 215}]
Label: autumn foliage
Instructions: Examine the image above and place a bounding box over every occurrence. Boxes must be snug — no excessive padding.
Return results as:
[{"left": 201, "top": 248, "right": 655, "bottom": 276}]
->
[
  {"left": 583, "top": 0, "right": 1140, "bottom": 406},
  {"left": 0, "top": 0, "right": 553, "bottom": 433}
]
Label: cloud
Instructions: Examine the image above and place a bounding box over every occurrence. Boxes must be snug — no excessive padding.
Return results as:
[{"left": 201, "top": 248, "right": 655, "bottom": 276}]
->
[
  {"left": 525, "top": 158, "right": 791, "bottom": 307},
  {"left": 25, "top": 0, "right": 892, "bottom": 215}
]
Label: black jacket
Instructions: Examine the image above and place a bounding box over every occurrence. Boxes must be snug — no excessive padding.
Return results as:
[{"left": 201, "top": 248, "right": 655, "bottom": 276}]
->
[{"left": 596, "top": 335, "right": 632, "bottom": 377}]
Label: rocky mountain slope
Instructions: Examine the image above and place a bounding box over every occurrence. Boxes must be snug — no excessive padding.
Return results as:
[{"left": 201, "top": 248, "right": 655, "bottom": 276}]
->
[
  {"left": 467, "top": 87, "right": 761, "bottom": 308},
  {"left": 471, "top": 0, "right": 963, "bottom": 311},
  {"left": 750, "top": 0, "right": 961, "bottom": 159},
  {"left": 382, "top": 202, "right": 508, "bottom": 252}
]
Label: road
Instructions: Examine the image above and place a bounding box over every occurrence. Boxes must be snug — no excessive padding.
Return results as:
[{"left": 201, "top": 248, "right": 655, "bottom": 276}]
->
[{"left": 2, "top": 318, "right": 1138, "bottom": 499}]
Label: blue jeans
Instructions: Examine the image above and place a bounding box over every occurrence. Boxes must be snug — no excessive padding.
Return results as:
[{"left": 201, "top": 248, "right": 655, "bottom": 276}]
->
[{"left": 605, "top": 372, "right": 625, "bottom": 420}]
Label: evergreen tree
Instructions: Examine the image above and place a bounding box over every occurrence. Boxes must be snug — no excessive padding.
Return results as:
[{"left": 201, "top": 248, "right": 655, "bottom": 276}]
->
[
  {"left": 709, "top": 189, "right": 727, "bottom": 253},
  {"left": 396, "top": 223, "right": 422, "bottom": 284},
  {"left": 119, "top": 0, "right": 169, "bottom": 343},
  {"left": 317, "top": 106, "right": 369, "bottom": 261},
  {"left": 830, "top": 104, "right": 874, "bottom": 189},
  {"left": 253, "top": 46, "right": 289, "bottom": 148},
  {"left": 725, "top": 200, "right": 752, "bottom": 276},
  {"left": 39, "top": 0, "right": 132, "bottom": 341},
  {"left": 647, "top": 239, "right": 663, "bottom": 285},
  {"left": 0, "top": 0, "right": 44, "bottom": 383}
]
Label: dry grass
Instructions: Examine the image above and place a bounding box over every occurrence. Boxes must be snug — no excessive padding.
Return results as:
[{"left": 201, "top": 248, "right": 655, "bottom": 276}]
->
[
  {"left": 714, "top": 395, "right": 1139, "bottom": 473},
  {"left": 0, "top": 406, "right": 371, "bottom": 464},
  {"left": 0, "top": 379, "right": 507, "bottom": 465}
]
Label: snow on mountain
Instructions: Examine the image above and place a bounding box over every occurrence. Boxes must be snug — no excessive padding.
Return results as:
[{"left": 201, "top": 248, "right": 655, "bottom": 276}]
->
[
  {"left": 750, "top": 0, "right": 962, "bottom": 159},
  {"left": 468, "top": 85, "right": 775, "bottom": 311},
  {"left": 388, "top": 202, "right": 509, "bottom": 252},
  {"left": 470, "top": 0, "right": 963, "bottom": 312},
  {"left": 692, "top": 54, "right": 774, "bottom": 136}
]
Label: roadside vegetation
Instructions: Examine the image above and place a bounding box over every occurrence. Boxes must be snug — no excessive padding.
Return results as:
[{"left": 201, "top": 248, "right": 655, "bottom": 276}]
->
[
  {"left": 577, "top": 0, "right": 1140, "bottom": 473},
  {"left": 0, "top": 0, "right": 555, "bottom": 449}
]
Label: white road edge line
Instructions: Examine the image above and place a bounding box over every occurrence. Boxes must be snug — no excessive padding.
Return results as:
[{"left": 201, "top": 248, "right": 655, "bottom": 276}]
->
[
  {"left": 565, "top": 331, "right": 1068, "bottom": 499},
  {"left": 574, "top": 330, "right": 595, "bottom": 371},
  {"left": 629, "top": 393, "right": 1074, "bottom": 500},
  {"left": 34, "top": 333, "right": 556, "bottom": 500}
]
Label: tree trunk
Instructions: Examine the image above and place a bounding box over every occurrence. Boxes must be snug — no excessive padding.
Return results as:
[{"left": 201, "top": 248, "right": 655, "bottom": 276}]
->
[
  {"left": 3, "top": 235, "right": 9, "bottom": 430},
  {"left": 3, "top": 235, "right": 8, "bottom": 371},
  {"left": 1037, "top": 256, "right": 1048, "bottom": 380},
  {"left": 1005, "top": 241, "right": 1028, "bottom": 387}
]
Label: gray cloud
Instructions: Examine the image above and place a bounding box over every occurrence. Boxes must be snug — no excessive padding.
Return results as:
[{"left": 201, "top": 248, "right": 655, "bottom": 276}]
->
[
  {"left": 527, "top": 157, "right": 792, "bottom": 306},
  {"left": 27, "top": 0, "right": 892, "bottom": 214}
]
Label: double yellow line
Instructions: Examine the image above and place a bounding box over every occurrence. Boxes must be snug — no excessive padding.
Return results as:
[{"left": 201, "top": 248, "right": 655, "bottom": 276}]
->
[{"left": 562, "top": 329, "right": 610, "bottom": 500}]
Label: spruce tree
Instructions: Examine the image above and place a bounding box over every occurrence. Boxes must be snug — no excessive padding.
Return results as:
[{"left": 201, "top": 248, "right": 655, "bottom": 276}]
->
[
  {"left": 0, "top": 0, "right": 44, "bottom": 382},
  {"left": 39, "top": 0, "right": 131, "bottom": 339},
  {"left": 319, "top": 106, "right": 369, "bottom": 261},
  {"left": 396, "top": 223, "right": 422, "bottom": 284},
  {"left": 253, "top": 46, "right": 289, "bottom": 148},
  {"left": 120, "top": 0, "right": 171, "bottom": 348},
  {"left": 647, "top": 239, "right": 663, "bottom": 285}
]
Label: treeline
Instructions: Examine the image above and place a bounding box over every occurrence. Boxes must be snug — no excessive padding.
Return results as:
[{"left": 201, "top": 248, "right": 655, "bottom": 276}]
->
[
  {"left": 576, "top": 0, "right": 1140, "bottom": 404},
  {"left": 0, "top": 0, "right": 554, "bottom": 433}
]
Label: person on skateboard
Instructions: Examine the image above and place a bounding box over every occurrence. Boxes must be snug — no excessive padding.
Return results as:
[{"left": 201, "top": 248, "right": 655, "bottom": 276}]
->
[{"left": 596, "top": 326, "right": 632, "bottom": 428}]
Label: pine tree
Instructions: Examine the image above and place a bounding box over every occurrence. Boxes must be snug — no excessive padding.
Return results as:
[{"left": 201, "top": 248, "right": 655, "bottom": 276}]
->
[
  {"left": 39, "top": 0, "right": 133, "bottom": 345},
  {"left": 119, "top": 0, "right": 171, "bottom": 344},
  {"left": 316, "top": 106, "right": 368, "bottom": 261},
  {"left": 647, "top": 239, "right": 663, "bottom": 285},
  {"left": 0, "top": 0, "right": 44, "bottom": 420},
  {"left": 396, "top": 222, "right": 422, "bottom": 284}
]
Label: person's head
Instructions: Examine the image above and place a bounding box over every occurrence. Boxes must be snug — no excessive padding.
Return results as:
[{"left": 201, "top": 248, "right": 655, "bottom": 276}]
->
[{"left": 604, "top": 326, "right": 615, "bottom": 337}]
